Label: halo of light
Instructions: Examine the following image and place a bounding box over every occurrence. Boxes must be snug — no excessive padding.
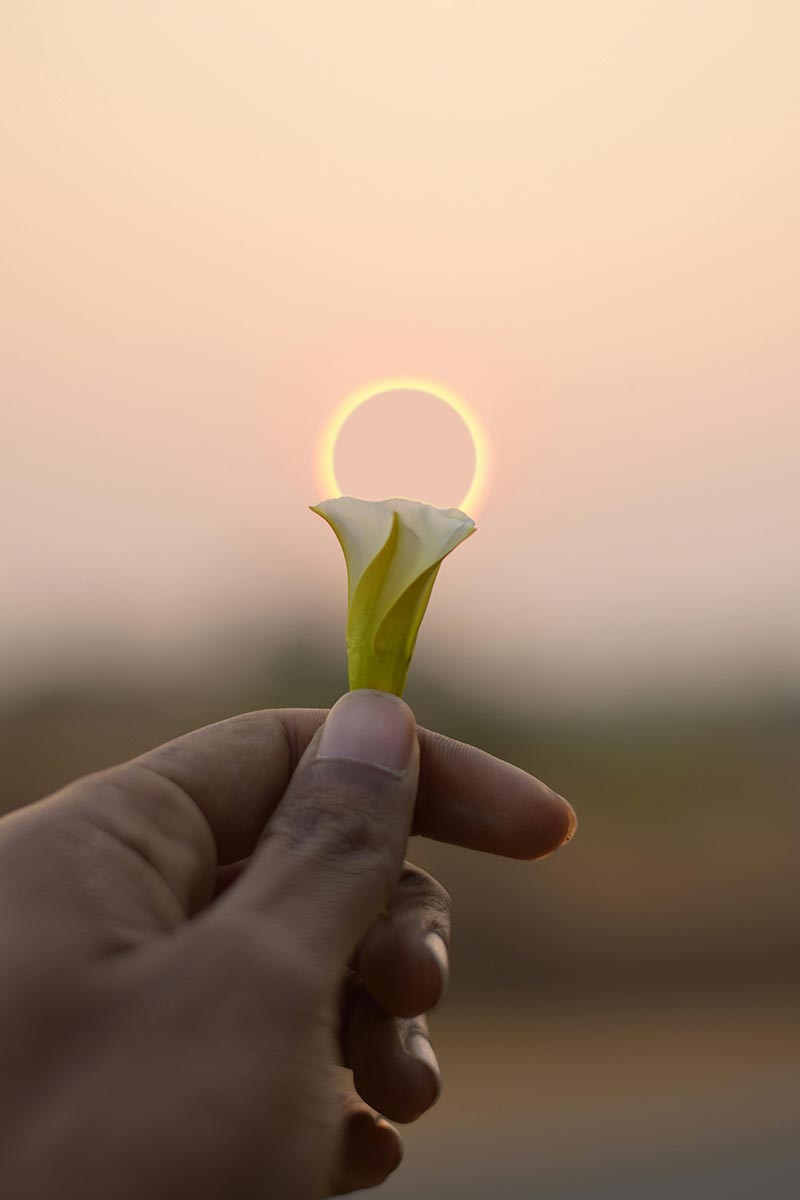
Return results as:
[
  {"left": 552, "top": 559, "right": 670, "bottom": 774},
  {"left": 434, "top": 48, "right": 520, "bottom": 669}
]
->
[{"left": 317, "top": 377, "right": 489, "bottom": 516}]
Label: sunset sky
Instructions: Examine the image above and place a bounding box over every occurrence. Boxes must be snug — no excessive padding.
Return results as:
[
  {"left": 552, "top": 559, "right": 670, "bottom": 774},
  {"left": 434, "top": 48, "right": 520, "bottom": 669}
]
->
[{"left": 3, "top": 2, "right": 799, "bottom": 703}]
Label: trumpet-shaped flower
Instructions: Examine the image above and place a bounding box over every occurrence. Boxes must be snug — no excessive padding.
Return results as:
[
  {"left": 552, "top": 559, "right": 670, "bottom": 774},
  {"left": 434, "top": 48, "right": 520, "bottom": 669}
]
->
[{"left": 311, "top": 496, "right": 476, "bottom": 696}]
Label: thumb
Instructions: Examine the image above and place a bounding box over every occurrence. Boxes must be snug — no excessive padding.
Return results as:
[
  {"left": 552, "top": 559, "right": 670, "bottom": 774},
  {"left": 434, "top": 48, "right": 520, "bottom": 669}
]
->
[{"left": 218, "top": 690, "right": 419, "bottom": 972}]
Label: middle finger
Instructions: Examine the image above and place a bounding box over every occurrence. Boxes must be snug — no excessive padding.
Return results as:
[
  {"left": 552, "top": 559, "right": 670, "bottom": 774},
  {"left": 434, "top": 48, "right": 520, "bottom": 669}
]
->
[{"left": 357, "top": 863, "right": 451, "bottom": 1018}]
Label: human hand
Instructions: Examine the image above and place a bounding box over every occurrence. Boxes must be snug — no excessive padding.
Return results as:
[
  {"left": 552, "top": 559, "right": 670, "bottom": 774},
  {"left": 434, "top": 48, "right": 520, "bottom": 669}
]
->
[{"left": 0, "top": 690, "right": 576, "bottom": 1199}]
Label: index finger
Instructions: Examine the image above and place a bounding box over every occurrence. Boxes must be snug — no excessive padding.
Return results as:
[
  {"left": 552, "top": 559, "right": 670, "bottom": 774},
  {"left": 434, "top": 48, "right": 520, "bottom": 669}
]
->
[
  {"left": 414, "top": 725, "right": 576, "bottom": 858},
  {"left": 138, "top": 707, "right": 576, "bottom": 864}
]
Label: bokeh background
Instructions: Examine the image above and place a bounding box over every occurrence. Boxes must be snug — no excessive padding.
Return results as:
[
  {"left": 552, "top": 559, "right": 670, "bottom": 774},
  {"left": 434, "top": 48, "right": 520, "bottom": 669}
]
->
[{"left": 2, "top": 3, "right": 799, "bottom": 1196}]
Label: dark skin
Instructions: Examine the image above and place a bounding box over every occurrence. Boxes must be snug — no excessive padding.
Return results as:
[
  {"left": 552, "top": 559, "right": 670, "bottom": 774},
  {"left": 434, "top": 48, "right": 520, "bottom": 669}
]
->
[{"left": 0, "top": 691, "right": 576, "bottom": 1198}]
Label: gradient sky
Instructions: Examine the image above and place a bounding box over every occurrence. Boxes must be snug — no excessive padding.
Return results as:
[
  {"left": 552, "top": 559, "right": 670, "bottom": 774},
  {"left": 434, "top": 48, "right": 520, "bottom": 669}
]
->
[{"left": 2, "top": 2, "right": 799, "bottom": 701}]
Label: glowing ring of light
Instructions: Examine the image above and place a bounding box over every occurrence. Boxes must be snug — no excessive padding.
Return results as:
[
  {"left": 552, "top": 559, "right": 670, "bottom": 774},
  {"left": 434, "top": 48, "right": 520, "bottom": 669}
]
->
[{"left": 317, "top": 377, "right": 489, "bottom": 516}]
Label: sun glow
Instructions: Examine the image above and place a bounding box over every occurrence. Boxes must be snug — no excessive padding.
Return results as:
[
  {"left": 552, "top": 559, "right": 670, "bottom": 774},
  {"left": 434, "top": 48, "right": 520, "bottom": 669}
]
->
[{"left": 317, "top": 377, "right": 489, "bottom": 516}]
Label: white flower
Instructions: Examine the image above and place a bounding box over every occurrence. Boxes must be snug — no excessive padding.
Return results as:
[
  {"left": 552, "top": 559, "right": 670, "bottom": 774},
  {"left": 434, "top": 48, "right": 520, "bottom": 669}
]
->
[{"left": 311, "top": 496, "right": 476, "bottom": 695}]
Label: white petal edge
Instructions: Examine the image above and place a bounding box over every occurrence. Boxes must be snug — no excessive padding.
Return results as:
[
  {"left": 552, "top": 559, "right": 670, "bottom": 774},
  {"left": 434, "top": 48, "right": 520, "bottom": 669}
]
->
[{"left": 312, "top": 496, "right": 475, "bottom": 618}]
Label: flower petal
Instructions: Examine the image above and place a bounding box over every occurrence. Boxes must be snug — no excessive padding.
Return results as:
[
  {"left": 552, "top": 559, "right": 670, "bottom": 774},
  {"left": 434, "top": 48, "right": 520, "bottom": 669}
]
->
[
  {"left": 312, "top": 496, "right": 476, "bottom": 695},
  {"left": 311, "top": 497, "right": 397, "bottom": 608}
]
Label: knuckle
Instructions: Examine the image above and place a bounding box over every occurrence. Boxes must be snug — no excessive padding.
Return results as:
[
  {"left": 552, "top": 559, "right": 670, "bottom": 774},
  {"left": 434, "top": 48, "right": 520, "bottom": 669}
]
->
[
  {"left": 272, "top": 771, "right": 397, "bottom": 883},
  {"left": 398, "top": 864, "right": 452, "bottom": 925},
  {"left": 404, "top": 1016, "right": 430, "bottom": 1043}
]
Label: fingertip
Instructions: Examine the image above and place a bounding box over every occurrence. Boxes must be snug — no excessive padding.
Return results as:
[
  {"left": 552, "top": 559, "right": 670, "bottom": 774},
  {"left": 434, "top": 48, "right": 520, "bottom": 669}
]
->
[
  {"left": 374, "top": 1118, "right": 404, "bottom": 1175},
  {"left": 414, "top": 731, "right": 577, "bottom": 860},
  {"left": 319, "top": 690, "right": 417, "bottom": 776},
  {"left": 526, "top": 790, "right": 577, "bottom": 859},
  {"left": 360, "top": 922, "right": 447, "bottom": 1017},
  {"left": 401, "top": 1031, "right": 442, "bottom": 1120},
  {"left": 347, "top": 998, "right": 442, "bottom": 1125},
  {"left": 564, "top": 798, "right": 578, "bottom": 842},
  {"left": 336, "top": 1109, "right": 404, "bottom": 1192},
  {"left": 422, "top": 931, "right": 450, "bottom": 1001},
  {"left": 495, "top": 762, "right": 577, "bottom": 860}
]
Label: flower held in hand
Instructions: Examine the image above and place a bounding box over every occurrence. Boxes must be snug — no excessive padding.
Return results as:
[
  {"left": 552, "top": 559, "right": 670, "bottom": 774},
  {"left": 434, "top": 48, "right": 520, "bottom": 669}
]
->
[{"left": 311, "top": 497, "right": 476, "bottom": 696}]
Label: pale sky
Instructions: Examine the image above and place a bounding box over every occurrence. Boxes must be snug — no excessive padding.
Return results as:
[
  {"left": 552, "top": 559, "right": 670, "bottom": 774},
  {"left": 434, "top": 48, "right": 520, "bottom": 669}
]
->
[{"left": 2, "top": 2, "right": 799, "bottom": 702}]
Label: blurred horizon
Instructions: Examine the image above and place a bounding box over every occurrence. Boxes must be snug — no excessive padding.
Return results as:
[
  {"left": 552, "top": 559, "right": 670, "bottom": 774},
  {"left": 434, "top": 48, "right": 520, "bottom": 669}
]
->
[
  {"left": 3, "top": 612, "right": 800, "bottom": 715},
  {"left": 3, "top": 626, "right": 797, "bottom": 997}
]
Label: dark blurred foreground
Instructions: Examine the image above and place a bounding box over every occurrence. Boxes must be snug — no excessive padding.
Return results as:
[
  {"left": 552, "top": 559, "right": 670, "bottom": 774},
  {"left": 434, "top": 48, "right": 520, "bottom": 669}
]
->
[{"left": 1, "top": 629, "right": 798, "bottom": 1196}]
